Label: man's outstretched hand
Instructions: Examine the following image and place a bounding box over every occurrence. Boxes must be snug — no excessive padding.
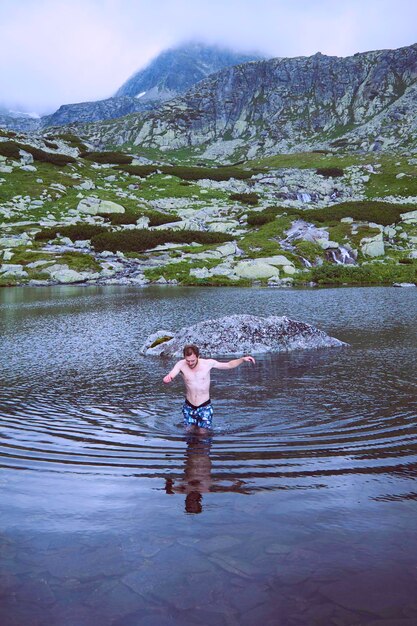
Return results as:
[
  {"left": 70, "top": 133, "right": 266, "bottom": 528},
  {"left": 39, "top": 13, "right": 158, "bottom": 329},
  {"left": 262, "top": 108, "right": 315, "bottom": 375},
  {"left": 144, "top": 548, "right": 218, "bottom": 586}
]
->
[
  {"left": 163, "top": 374, "right": 173, "bottom": 384},
  {"left": 243, "top": 356, "right": 256, "bottom": 364}
]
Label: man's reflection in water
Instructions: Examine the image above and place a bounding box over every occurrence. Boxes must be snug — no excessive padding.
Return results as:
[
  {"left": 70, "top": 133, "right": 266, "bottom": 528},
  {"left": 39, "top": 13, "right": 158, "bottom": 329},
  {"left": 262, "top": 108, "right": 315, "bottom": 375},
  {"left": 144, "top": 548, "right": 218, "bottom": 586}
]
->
[{"left": 165, "top": 435, "right": 248, "bottom": 514}]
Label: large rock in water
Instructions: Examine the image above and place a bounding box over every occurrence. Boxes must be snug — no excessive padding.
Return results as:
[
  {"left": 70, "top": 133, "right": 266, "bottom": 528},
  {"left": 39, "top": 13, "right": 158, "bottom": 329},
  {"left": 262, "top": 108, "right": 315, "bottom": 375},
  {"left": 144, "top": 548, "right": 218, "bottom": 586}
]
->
[{"left": 141, "top": 314, "right": 347, "bottom": 356}]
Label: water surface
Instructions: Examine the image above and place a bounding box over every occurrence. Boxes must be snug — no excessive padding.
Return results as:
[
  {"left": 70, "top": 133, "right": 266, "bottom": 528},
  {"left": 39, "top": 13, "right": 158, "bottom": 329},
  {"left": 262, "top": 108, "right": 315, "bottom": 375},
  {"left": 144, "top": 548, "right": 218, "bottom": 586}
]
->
[{"left": 1, "top": 286, "right": 416, "bottom": 625}]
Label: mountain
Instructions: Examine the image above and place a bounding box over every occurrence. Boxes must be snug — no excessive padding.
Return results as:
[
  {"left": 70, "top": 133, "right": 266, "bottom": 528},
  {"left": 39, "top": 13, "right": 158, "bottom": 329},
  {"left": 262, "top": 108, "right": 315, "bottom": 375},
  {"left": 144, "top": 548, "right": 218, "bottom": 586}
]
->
[
  {"left": 115, "top": 42, "right": 265, "bottom": 101},
  {"left": 0, "top": 43, "right": 264, "bottom": 132},
  {"left": 0, "top": 106, "right": 41, "bottom": 132},
  {"left": 83, "top": 43, "right": 417, "bottom": 157},
  {"left": 40, "top": 96, "right": 153, "bottom": 128}
]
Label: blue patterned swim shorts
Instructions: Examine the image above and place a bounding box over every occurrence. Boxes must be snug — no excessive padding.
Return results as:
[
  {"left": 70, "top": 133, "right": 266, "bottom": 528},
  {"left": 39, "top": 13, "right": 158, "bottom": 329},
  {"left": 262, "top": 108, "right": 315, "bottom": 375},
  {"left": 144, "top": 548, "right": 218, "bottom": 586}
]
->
[{"left": 182, "top": 399, "right": 213, "bottom": 429}]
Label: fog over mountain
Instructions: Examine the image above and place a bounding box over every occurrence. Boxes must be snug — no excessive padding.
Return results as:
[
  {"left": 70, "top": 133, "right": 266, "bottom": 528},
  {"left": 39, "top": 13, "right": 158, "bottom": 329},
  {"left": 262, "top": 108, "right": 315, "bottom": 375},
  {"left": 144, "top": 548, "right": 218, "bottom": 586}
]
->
[{"left": 1, "top": 43, "right": 265, "bottom": 131}]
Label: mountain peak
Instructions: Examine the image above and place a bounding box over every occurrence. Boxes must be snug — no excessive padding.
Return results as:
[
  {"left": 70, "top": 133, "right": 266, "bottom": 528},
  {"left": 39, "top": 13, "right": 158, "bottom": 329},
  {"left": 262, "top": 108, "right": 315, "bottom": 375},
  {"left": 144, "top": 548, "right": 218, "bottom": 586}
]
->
[{"left": 115, "top": 41, "right": 266, "bottom": 101}]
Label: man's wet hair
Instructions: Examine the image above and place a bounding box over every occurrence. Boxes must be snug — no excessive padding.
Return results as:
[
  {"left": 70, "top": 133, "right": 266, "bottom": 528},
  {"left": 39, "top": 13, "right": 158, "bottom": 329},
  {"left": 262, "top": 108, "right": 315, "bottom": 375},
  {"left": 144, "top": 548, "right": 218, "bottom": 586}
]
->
[{"left": 183, "top": 344, "right": 200, "bottom": 358}]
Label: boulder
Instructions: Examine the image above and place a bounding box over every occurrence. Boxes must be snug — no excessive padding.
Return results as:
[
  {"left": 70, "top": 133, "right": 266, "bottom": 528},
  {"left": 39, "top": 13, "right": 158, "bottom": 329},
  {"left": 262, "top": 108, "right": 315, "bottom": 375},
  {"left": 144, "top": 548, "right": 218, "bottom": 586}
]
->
[
  {"left": 189, "top": 267, "right": 210, "bottom": 279},
  {"left": 361, "top": 234, "right": 385, "bottom": 257},
  {"left": 0, "top": 264, "right": 28, "bottom": 277},
  {"left": 98, "top": 200, "right": 125, "bottom": 214},
  {"left": 255, "top": 255, "right": 294, "bottom": 267},
  {"left": 0, "top": 236, "right": 25, "bottom": 248},
  {"left": 49, "top": 269, "right": 88, "bottom": 283},
  {"left": 77, "top": 197, "right": 126, "bottom": 215},
  {"left": 141, "top": 314, "right": 347, "bottom": 356},
  {"left": 234, "top": 260, "right": 280, "bottom": 279},
  {"left": 401, "top": 210, "right": 417, "bottom": 224}
]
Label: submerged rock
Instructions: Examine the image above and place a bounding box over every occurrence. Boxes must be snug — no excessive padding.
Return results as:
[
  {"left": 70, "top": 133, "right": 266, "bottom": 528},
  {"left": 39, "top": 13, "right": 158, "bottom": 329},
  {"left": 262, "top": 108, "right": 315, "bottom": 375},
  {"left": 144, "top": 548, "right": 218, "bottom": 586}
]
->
[{"left": 141, "top": 314, "right": 347, "bottom": 356}]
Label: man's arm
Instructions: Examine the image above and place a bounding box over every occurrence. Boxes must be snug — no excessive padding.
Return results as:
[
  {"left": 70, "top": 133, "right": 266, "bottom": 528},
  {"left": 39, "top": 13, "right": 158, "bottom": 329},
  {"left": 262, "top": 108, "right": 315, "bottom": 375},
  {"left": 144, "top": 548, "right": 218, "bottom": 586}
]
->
[
  {"left": 210, "top": 356, "right": 255, "bottom": 370},
  {"left": 163, "top": 360, "right": 184, "bottom": 384}
]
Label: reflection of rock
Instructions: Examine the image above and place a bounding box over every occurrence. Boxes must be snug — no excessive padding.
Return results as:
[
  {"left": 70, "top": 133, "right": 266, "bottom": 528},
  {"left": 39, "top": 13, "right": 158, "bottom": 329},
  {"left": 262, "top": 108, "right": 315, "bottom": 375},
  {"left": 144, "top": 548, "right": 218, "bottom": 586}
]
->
[{"left": 141, "top": 314, "right": 347, "bottom": 356}]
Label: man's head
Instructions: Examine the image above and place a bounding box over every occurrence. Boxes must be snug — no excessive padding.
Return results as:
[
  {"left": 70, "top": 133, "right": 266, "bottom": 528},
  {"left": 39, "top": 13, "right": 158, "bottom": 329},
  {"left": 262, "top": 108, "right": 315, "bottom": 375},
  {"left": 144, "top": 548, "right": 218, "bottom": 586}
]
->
[{"left": 183, "top": 344, "right": 199, "bottom": 369}]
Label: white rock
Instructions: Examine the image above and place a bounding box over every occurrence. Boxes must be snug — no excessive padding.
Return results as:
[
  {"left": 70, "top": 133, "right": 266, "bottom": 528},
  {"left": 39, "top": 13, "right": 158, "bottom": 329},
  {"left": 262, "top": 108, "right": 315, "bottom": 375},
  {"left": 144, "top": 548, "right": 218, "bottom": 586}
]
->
[
  {"left": 361, "top": 235, "right": 385, "bottom": 257},
  {"left": 401, "top": 210, "right": 417, "bottom": 224},
  {"left": 49, "top": 269, "right": 88, "bottom": 283},
  {"left": 77, "top": 180, "right": 95, "bottom": 190},
  {"left": 317, "top": 238, "right": 339, "bottom": 250},
  {"left": 0, "top": 237, "right": 25, "bottom": 248},
  {"left": 136, "top": 216, "right": 150, "bottom": 229},
  {"left": 77, "top": 197, "right": 101, "bottom": 215},
  {"left": 384, "top": 226, "right": 397, "bottom": 238},
  {"left": 257, "top": 255, "right": 294, "bottom": 267},
  {"left": 216, "top": 243, "right": 238, "bottom": 257},
  {"left": 189, "top": 267, "right": 210, "bottom": 279},
  {"left": 19, "top": 150, "right": 34, "bottom": 165},
  {"left": 235, "top": 260, "right": 280, "bottom": 279},
  {"left": 0, "top": 264, "right": 26, "bottom": 276}
]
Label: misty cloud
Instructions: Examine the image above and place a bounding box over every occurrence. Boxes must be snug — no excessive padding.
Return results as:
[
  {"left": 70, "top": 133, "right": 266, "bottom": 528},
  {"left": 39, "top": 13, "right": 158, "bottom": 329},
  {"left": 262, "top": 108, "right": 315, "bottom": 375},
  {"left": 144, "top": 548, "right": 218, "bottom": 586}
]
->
[{"left": 0, "top": 0, "right": 415, "bottom": 114}]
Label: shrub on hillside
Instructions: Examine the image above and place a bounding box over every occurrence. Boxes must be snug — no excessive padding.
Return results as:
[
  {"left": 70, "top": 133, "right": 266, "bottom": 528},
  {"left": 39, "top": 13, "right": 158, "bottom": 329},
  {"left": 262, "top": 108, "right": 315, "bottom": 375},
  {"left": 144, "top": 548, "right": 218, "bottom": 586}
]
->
[
  {"left": 117, "top": 165, "right": 159, "bottom": 177},
  {"left": 0, "top": 141, "right": 20, "bottom": 159},
  {"left": 246, "top": 207, "right": 284, "bottom": 226},
  {"left": 118, "top": 164, "right": 255, "bottom": 181},
  {"left": 286, "top": 201, "right": 412, "bottom": 226},
  {"left": 91, "top": 229, "right": 231, "bottom": 253},
  {"left": 0, "top": 140, "right": 76, "bottom": 165},
  {"left": 229, "top": 192, "right": 260, "bottom": 205},
  {"left": 101, "top": 211, "right": 181, "bottom": 227},
  {"left": 316, "top": 167, "right": 344, "bottom": 177},
  {"left": 55, "top": 133, "right": 88, "bottom": 152},
  {"left": 44, "top": 140, "right": 59, "bottom": 149},
  {"left": 310, "top": 262, "right": 417, "bottom": 285},
  {"left": 35, "top": 224, "right": 107, "bottom": 241},
  {"left": 81, "top": 151, "right": 133, "bottom": 164},
  {"left": 0, "top": 129, "right": 17, "bottom": 138}
]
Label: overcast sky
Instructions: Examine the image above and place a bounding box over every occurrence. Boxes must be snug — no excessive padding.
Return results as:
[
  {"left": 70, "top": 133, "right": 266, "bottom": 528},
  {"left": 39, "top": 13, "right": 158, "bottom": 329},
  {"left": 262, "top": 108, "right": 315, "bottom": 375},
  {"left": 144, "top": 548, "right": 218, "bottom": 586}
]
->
[{"left": 1, "top": 0, "right": 416, "bottom": 114}]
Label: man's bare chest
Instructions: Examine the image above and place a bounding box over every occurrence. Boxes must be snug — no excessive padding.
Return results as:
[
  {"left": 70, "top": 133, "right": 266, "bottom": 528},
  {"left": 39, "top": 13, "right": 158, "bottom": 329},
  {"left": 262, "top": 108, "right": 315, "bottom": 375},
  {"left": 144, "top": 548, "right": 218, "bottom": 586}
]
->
[{"left": 181, "top": 368, "right": 210, "bottom": 385}]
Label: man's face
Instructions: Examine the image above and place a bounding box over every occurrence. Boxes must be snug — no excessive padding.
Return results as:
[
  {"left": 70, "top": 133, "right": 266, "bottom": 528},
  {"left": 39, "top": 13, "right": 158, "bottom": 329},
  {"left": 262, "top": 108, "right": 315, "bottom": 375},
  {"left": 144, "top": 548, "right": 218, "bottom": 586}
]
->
[{"left": 185, "top": 354, "right": 198, "bottom": 369}]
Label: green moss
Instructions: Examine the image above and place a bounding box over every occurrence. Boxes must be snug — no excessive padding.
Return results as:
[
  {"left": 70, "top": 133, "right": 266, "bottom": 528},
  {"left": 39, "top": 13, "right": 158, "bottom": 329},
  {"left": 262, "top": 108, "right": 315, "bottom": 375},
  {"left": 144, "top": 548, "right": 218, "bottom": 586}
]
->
[
  {"left": 4, "top": 248, "right": 55, "bottom": 266},
  {"left": 239, "top": 215, "right": 293, "bottom": 257},
  {"left": 58, "top": 252, "right": 101, "bottom": 272},
  {"left": 309, "top": 261, "right": 417, "bottom": 285},
  {"left": 293, "top": 240, "right": 324, "bottom": 263},
  {"left": 150, "top": 335, "right": 174, "bottom": 348}
]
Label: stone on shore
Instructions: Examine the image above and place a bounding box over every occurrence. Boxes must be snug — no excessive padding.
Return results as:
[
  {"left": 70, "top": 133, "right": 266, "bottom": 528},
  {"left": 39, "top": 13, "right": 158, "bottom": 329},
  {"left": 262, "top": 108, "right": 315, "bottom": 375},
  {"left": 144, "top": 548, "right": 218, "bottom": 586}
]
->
[{"left": 141, "top": 314, "right": 347, "bottom": 356}]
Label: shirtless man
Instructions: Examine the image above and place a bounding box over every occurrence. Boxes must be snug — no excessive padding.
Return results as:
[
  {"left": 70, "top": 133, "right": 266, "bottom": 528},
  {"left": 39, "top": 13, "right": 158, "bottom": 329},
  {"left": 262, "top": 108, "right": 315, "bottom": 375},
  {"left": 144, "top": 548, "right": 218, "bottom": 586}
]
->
[{"left": 163, "top": 344, "right": 255, "bottom": 432}]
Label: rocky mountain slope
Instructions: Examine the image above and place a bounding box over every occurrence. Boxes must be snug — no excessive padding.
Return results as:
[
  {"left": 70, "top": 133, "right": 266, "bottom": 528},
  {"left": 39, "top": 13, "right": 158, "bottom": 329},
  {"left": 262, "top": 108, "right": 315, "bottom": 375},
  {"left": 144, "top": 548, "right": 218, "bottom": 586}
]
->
[
  {"left": 1, "top": 130, "right": 416, "bottom": 289},
  {"left": 0, "top": 43, "right": 264, "bottom": 132},
  {"left": 0, "top": 107, "right": 41, "bottom": 133},
  {"left": 115, "top": 42, "right": 264, "bottom": 101},
  {"left": 83, "top": 43, "right": 417, "bottom": 158}
]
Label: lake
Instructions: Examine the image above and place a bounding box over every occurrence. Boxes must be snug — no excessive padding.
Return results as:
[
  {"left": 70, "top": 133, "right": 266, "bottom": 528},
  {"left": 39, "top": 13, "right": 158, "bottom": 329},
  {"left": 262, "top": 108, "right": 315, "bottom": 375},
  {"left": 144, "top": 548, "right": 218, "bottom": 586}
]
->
[{"left": 1, "top": 285, "right": 417, "bottom": 626}]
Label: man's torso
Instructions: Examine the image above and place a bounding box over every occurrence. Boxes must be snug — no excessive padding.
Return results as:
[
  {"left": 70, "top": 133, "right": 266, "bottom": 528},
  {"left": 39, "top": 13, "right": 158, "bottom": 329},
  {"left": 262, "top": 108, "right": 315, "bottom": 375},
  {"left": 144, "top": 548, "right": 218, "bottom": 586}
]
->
[{"left": 181, "top": 358, "right": 212, "bottom": 405}]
